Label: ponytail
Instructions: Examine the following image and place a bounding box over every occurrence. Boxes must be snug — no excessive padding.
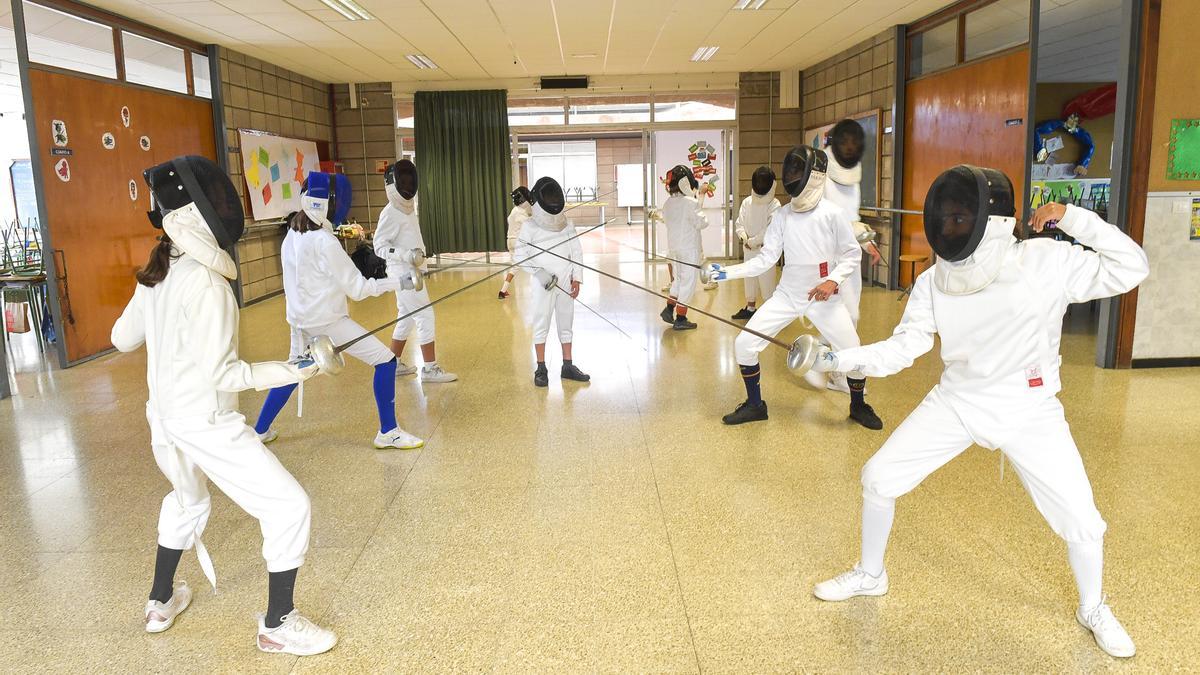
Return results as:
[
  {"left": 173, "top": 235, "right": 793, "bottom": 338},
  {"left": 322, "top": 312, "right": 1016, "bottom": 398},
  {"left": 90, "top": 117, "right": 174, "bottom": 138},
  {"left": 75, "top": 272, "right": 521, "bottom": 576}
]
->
[
  {"left": 289, "top": 210, "right": 323, "bottom": 232},
  {"left": 136, "top": 235, "right": 179, "bottom": 287}
]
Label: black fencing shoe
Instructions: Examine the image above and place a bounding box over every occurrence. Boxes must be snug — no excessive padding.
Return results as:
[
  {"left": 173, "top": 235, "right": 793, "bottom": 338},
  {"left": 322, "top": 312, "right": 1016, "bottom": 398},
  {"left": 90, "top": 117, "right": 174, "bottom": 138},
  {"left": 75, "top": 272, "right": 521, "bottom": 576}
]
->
[
  {"left": 660, "top": 305, "right": 676, "bottom": 325},
  {"left": 561, "top": 363, "right": 591, "bottom": 382},
  {"left": 534, "top": 366, "right": 549, "bottom": 388},
  {"left": 673, "top": 316, "right": 697, "bottom": 331},
  {"left": 849, "top": 402, "right": 883, "bottom": 430},
  {"left": 722, "top": 400, "right": 768, "bottom": 425},
  {"left": 731, "top": 307, "right": 756, "bottom": 321}
]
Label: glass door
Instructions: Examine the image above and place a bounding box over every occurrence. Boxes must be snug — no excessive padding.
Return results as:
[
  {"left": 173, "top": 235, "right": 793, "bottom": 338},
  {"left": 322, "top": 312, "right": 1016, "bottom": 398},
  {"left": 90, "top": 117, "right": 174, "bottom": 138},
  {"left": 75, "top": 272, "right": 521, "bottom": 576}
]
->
[{"left": 649, "top": 128, "right": 734, "bottom": 262}]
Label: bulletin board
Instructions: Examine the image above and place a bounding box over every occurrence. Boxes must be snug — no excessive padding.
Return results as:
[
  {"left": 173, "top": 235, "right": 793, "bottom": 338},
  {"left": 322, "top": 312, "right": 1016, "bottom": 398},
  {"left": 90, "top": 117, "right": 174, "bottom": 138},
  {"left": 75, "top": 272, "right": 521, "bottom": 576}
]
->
[
  {"left": 616, "top": 163, "right": 648, "bottom": 207},
  {"left": 803, "top": 109, "right": 880, "bottom": 209},
  {"left": 237, "top": 129, "right": 320, "bottom": 221}
]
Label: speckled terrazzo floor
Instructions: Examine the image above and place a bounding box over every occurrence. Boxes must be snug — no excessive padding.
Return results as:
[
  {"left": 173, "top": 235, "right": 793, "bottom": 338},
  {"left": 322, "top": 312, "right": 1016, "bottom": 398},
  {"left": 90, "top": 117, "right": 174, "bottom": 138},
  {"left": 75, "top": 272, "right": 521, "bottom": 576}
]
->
[{"left": 2, "top": 243, "right": 1197, "bottom": 673}]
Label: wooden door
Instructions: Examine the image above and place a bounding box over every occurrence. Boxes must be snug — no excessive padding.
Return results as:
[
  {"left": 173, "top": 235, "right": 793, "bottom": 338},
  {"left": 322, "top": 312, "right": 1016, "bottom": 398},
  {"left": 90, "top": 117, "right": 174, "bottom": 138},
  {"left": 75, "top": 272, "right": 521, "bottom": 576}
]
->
[
  {"left": 28, "top": 69, "right": 216, "bottom": 362},
  {"left": 900, "top": 48, "right": 1030, "bottom": 286}
]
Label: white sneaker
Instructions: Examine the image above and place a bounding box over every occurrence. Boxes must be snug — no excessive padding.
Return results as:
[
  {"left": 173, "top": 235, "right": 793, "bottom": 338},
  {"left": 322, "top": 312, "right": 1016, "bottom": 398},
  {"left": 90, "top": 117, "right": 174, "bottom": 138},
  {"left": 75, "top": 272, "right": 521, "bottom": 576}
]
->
[
  {"left": 803, "top": 368, "right": 827, "bottom": 390},
  {"left": 1076, "top": 597, "right": 1136, "bottom": 658},
  {"left": 420, "top": 364, "right": 458, "bottom": 383},
  {"left": 374, "top": 427, "right": 424, "bottom": 450},
  {"left": 258, "top": 428, "right": 278, "bottom": 444},
  {"left": 256, "top": 610, "right": 338, "bottom": 656},
  {"left": 826, "top": 373, "right": 850, "bottom": 394},
  {"left": 660, "top": 284, "right": 671, "bottom": 293},
  {"left": 813, "top": 563, "right": 889, "bottom": 601},
  {"left": 144, "top": 581, "right": 192, "bottom": 633},
  {"left": 396, "top": 361, "right": 418, "bottom": 376}
]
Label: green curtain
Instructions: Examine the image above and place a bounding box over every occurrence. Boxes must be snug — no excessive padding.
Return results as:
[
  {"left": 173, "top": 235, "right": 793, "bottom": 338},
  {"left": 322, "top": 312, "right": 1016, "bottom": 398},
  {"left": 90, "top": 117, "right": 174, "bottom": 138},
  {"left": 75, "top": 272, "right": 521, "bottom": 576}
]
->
[{"left": 414, "top": 90, "right": 511, "bottom": 253}]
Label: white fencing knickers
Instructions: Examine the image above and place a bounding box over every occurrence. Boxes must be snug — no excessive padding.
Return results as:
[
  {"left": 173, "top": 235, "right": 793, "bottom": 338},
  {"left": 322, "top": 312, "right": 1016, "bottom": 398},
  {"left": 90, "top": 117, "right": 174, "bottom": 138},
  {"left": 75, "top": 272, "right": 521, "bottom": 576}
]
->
[
  {"left": 391, "top": 287, "right": 436, "bottom": 344},
  {"left": 734, "top": 287, "right": 865, "bottom": 379},
  {"left": 668, "top": 250, "right": 702, "bottom": 306},
  {"left": 289, "top": 317, "right": 394, "bottom": 366},
  {"left": 530, "top": 284, "right": 574, "bottom": 344},
  {"left": 861, "top": 388, "right": 1107, "bottom": 543},
  {"left": 840, "top": 270, "right": 863, "bottom": 326},
  {"left": 743, "top": 265, "right": 778, "bottom": 305},
  {"left": 151, "top": 409, "right": 311, "bottom": 582}
]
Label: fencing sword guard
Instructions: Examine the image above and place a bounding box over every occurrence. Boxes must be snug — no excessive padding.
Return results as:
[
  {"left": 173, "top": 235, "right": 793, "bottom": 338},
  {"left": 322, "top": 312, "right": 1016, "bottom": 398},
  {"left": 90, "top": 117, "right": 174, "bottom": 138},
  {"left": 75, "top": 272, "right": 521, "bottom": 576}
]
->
[
  {"left": 408, "top": 269, "right": 425, "bottom": 292},
  {"left": 308, "top": 334, "right": 344, "bottom": 376},
  {"left": 407, "top": 248, "right": 427, "bottom": 269},
  {"left": 787, "top": 334, "right": 822, "bottom": 373},
  {"left": 699, "top": 260, "right": 713, "bottom": 284},
  {"left": 856, "top": 227, "right": 878, "bottom": 244}
]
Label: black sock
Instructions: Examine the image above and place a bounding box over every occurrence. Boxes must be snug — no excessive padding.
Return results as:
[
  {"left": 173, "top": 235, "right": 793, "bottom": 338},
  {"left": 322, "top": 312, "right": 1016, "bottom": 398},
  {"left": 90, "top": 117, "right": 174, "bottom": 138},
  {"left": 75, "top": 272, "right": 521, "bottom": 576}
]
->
[
  {"left": 265, "top": 568, "right": 298, "bottom": 629},
  {"left": 563, "top": 359, "right": 572, "bottom": 367},
  {"left": 536, "top": 361, "right": 546, "bottom": 371},
  {"left": 666, "top": 299, "right": 676, "bottom": 309},
  {"left": 149, "top": 545, "right": 184, "bottom": 604},
  {"left": 848, "top": 377, "right": 866, "bottom": 405},
  {"left": 740, "top": 365, "right": 762, "bottom": 405}
]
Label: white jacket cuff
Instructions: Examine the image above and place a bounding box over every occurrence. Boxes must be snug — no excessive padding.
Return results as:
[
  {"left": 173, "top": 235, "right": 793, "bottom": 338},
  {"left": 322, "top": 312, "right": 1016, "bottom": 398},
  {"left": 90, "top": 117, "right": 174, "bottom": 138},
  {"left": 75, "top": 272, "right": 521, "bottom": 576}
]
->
[{"left": 249, "top": 361, "right": 303, "bottom": 391}]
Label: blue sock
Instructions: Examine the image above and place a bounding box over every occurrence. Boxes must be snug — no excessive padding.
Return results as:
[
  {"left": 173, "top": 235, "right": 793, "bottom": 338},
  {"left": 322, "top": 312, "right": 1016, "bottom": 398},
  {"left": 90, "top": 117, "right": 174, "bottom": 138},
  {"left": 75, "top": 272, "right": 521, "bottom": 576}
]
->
[
  {"left": 254, "top": 384, "right": 297, "bottom": 435},
  {"left": 373, "top": 359, "right": 398, "bottom": 434},
  {"left": 740, "top": 364, "right": 762, "bottom": 405}
]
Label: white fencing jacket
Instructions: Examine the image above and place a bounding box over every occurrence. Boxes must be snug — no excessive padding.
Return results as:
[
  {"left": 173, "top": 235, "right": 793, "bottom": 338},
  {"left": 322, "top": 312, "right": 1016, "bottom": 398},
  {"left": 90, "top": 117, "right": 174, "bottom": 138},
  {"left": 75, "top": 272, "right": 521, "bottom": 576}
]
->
[
  {"left": 834, "top": 205, "right": 1149, "bottom": 447},
  {"left": 112, "top": 208, "right": 303, "bottom": 418},
  {"left": 507, "top": 206, "right": 530, "bottom": 254},
  {"left": 662, "top": 193, "right": 708, "bottom": 262},
  {"left": 735, "top": 194, "right": 780, "bottom": 250},
  {"left": 283, "top": 227, "right": 398, "bottom": 330},
  {"left": 514, "top": 220, "right": 582, "bottom": 283},
  {"left": 374, "top": 203, "right": 429, "bottom": 276},
  {"left": 722, "top": 199, "right": 860, "bottom": 292}
]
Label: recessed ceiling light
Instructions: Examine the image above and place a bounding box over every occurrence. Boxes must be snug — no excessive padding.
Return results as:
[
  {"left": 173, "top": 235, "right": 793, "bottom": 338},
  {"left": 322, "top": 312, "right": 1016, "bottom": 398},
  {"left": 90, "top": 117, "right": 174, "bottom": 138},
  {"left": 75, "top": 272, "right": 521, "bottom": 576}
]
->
[
  {"left": 406, "top": 54, "right": 438, "bottom": 69},
  {"left": 320, "top": 0, "right": 373, "bottom": 20},
  {"left": 690, "top": 46, "right": 719, "bottom": 62},
  {"left": 733, "top": 0, "right": 768, "bottom": 9}
]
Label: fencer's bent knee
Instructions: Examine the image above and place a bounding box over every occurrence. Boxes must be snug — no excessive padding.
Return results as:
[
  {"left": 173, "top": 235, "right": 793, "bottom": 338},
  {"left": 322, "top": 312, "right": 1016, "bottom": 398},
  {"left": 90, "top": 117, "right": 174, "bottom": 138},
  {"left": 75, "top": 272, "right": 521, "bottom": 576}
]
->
[{"left": 861, "top": 457, "right": 907, "bottom": 501}]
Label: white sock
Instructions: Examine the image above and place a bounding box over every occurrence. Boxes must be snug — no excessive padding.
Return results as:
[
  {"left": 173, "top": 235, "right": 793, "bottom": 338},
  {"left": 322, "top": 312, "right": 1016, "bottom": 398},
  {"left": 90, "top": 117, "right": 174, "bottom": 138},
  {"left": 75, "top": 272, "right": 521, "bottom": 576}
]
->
[
  {"left": 1068, "top": 539, "right": 1104, "bottom": 610},
  {"left": 861, "top": 494, "right": 895, "bottom": 577},
  {"left": 423, "top": 360, "right": 437, "bottom": 370},
  {"left": 500, "top": 280, "right": 510, "bottom": 293}
]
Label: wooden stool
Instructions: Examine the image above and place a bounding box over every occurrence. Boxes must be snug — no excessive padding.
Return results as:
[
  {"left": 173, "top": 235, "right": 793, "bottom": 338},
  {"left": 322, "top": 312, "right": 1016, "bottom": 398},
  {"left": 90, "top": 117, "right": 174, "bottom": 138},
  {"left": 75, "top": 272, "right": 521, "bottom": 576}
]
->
[{"left": 897, "top": 254, "right": 929, "bottom": 301}]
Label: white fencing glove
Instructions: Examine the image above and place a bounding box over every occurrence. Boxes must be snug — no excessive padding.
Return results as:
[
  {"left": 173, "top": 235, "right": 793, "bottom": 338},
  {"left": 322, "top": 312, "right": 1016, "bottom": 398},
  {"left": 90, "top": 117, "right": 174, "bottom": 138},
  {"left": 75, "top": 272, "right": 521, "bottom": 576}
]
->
[
  {"left": 809, "top": 345, "right": 839, "bottom": 373},
  {"left": 533, "top": 268, "right": 557, "bottom": 290}
]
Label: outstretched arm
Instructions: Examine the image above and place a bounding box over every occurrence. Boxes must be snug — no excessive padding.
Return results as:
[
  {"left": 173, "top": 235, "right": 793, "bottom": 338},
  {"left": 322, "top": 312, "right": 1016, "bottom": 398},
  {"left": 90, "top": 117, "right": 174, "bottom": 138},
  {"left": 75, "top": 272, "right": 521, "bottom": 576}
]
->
[
  {"left": 832, "top": 272, "right": 937, "bottom": 377},
  {"left": 722, "top": 212, "right": 783, "bottom": 280},
  {"left": 324, "top": 236, "right": 399, "bottom": 300}
]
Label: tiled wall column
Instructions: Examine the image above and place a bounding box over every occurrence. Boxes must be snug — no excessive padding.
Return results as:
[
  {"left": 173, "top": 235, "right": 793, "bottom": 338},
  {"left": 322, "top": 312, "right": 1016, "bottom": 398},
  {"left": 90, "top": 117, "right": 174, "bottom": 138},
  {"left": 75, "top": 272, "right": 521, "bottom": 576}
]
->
[{"left": 333, "top": 82, "right": 396, "bottom": 229}]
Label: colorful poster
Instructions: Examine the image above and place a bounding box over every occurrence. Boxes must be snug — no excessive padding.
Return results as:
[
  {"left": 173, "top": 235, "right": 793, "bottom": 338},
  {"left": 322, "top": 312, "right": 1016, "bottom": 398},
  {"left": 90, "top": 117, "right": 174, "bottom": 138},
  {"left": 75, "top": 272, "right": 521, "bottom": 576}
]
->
[
  {"left": 238, "top": 129, "right": 320, "bottom": 221},
  {"left": 1190, "top": 198, "right": 1200, "bottom": 240}
]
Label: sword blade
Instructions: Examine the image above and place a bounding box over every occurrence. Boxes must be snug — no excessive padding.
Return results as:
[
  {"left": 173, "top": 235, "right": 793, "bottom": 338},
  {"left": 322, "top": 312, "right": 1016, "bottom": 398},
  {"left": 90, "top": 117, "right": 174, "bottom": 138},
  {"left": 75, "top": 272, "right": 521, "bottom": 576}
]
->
[
  {"left": 595, "top": 230, "right": 703, "bottom": 270},
  {"left": 553, "top": 284, "right": 647, "bottom": 352},
  {"left": 522, "top": 240, "right": 793, "bottom": 351},
  {"left": 334, "top": 219, "right": 616, "bottom": 354}
]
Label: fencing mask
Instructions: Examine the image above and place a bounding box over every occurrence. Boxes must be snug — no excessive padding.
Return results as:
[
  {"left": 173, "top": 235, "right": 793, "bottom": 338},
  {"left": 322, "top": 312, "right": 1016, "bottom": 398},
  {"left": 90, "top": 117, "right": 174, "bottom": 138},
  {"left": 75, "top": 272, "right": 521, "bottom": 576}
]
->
[
  {"left": 781, "top": 145, "right": 827, "bottom": 212},
  {"left": 385, "top": 159, "right": 418, "bottom": 213},
  {"left": 302, "top": 171, "right": 352, "bottom": 229},
  {"left": 144, "top": 155, "right": 244, "bottom": 278},
  {"left": 667, "top": 165, "right": 698, "bottom": 197},
  {"left": 512, "top": 186, "right": 533, "bottom": 215},
  {"left": 924, "top": 164, "right": 1018, "bottom": 295},
  {"left": 826, "top": 119, "right": 864, "bottom": 186},
  {"left": 751, "top": 166, "right": 775, "bottom": 200},
  {"left": 530, "top": 176, "right": 567, "bottom": 231}
]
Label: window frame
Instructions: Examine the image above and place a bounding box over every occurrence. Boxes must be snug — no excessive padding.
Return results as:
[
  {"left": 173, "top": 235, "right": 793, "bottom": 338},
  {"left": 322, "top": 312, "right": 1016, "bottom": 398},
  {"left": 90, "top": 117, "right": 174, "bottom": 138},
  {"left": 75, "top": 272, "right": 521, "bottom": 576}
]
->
[
  {"left": 905, "top": 0, "right": 1031, "bottom": 82},
  {"left": 20, "top": 0, "right": 212, "bottom": 98}
]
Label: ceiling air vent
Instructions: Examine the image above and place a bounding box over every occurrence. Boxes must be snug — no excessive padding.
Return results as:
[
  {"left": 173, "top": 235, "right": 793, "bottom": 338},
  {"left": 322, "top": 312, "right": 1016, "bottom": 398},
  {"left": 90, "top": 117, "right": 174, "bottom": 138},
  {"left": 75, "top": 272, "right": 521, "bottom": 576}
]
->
[{"left": 541, "top": 76, "right": 589, "bottom": 90}]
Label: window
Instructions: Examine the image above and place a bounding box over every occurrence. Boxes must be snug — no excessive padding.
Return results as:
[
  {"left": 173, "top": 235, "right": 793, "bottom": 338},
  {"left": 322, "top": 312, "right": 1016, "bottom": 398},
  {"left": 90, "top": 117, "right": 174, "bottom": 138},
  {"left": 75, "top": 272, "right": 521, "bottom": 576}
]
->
[
  {"left": 908, "top": 20, "right": 957, "bottom": 78},
  {"left": 190, "top": 52, "right": 211, "bottom": 98},
  {"left": 964, "top": 0, "right": 1029, "bottom": 61},
  {"left": 123, "top": 32, "right": 187, "bottom": 93},
  {"left": 20, "top": 2, "right": 117, "bottom": 79},
  {"left": 527, "top": 141, "right": 597, "bottom": 201},
  {"left": 567, "top": 95, "right": 650, "bottom": 124},
  {"left": 508, "top": 97, "right": 566, "bottom": 126},
  {"left": 653, "top": 93, "right": 736, "bottom": 122},
  {"left": 395, "top": 100, "right": 414, "bottom": 128}
]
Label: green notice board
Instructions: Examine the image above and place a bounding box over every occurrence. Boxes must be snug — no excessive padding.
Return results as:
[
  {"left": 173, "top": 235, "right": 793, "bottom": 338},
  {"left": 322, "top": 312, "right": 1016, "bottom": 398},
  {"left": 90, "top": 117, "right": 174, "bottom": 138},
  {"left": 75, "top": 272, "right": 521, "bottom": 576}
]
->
[{"left": 1167, "top": 118, "right": 1200, "bottom": 180}]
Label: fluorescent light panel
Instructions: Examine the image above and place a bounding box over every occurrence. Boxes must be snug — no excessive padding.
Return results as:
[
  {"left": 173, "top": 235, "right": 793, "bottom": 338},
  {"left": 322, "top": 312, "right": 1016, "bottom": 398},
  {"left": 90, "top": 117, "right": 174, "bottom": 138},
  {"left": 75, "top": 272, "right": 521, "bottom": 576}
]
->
[
  {"left": 733, "top": 0, "right": 767, "bottom": 9},
  {"left": 690, "top": 46, "right": 719, "bottom": 62},
  {"left": 406, "top": 54, "right": 438, "bottom": 69},
  {"left": 320, "top": 0, "right": 373, "bottom": 20}
]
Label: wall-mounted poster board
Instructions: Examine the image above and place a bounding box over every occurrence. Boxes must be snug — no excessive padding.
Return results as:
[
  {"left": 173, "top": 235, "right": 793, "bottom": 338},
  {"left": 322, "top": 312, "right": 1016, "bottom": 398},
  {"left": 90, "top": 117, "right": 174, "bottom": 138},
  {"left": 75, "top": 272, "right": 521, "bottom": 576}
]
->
[
  {"left": 616, "top": 163, "right": 649, "bottom": 207},
  {"left": 237, "top": 129, "right": 320, "bottom": 221},
  {"left": 803, "top": 109, "right": 880, "bottom": 209}
]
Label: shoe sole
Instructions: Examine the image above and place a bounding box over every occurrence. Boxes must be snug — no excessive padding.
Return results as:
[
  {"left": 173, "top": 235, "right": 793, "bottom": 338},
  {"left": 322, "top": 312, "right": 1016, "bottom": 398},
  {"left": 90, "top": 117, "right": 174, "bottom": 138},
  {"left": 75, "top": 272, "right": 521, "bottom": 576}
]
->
[
  {"left": 420, "top": 376, "right": 458, "bottom": 383},
  {"left": 673, "top": 325, "right": 697, "bottom": 331},
  {"left": 374, "top": 440, "right": 425, "bottom": 450},
  {"left": 722, "top": 414, "right": 768, "bottom": 425},
  {"left": 813, "top": 584, "right": 888, "bottom": 602},
  {"left": 849, "top": 416, "right": 884, "bottom": 431},
  {"left": 1076, "top": 615, "right": 1136, "bottom": 658},
  {"left": 258, "top": 432, "right": 278, "bottom": 444},
  {"left": 257, "top": 634, "right": 339, "bottom": 656},
  {"left": 145, "top": 593, "right": 192, "bottom": 633}
]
